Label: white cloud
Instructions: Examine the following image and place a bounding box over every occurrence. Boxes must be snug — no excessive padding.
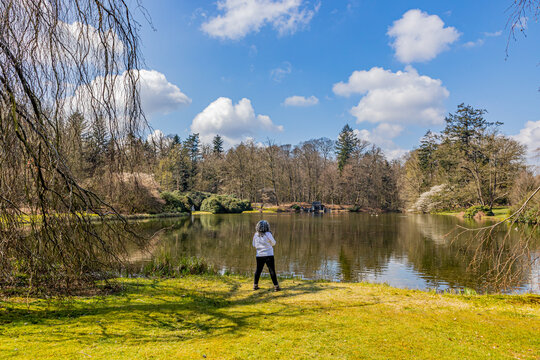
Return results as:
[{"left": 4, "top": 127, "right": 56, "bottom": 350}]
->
[
  {"left": 146, "top": 129, "right": 165, "bottom": 143},
  {"left": 354, "top": 124, "right": 407, "bottom": 160},
  {"left": 138, "top": 70, "right": 191, "bottom": 115},
  {"left": 333, "top": 66, "right": 449, "bottom": 125},
  {"left": 283, "top": 95, "right": 319, "bottom": 106},
  {"left": 68, "top": 69, "right": 191, "bottom": 118},
  {"left": 201, "top": 0, "right": 318, "bottom": 40},
  {"left": 387, "top": 9, "right": 460, "bottom": 63},
  {"left": 270, "top": 62, "right": 292, "bottom": 82},
  {"left": 464, "top": 30, "right": 503, "bottom": 49},
  {"left": 513, "top": 120, "right": 540, "bottom": 161},
  {"left": 191, "top": 97, "right": 283, "bottom": 146},
  {"left": 484, "top": 30, "right": 502, "bottom": 37},
  {"left": 463, "top": 39, "right": 485, "bottom": 48}
]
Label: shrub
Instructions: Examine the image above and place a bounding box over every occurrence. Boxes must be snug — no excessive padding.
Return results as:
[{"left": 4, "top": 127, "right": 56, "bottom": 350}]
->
[
  {"left": 514, "top": 206, "right": 539, "bottom": 224},
  {"left": 160, "top": 191, "right": 192, "bottom": 213},
  {"left": 410, "top": 184, "right": 466, "bottom": 213},
  {"left": 349, "top": 205, "right": 362, "bottom": 212},
  {"left": 142, "top": 253, "right": 214, "bottom": 277},
  {"left": 185, "top": 191, "right": 211, "bottom": 210},
  {"left": 200, "top": 196, "right": 225, "bottom": 213},
  {"left": 200, "top": 195, "right": 252, "bottom": 214},
  {"left": 464, "top": 205, "right": 494, "bottom": 218}
]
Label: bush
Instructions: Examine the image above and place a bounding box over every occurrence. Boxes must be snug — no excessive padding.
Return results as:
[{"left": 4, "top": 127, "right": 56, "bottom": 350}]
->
[
  {"left": 184, "top": 191, "right": 211, "bottom": 210},
  {"left": 200, "top": 195, "right": 252, "bottom": 214},
  {"left": 349, "top": 205, "right": 362, "bottom": 212},
  {"left": 142, "top": 253, "right": 214, "bottom": 277},
  {"left": 411, "top": 184, "right": 467, "bottom": 213},
  {"left": 464, "top": 205, "right": 494, "bottom": 218},
  {"left": 200, "top": 196, "right": 225, "bottom": 213},
  {"left": 160, "top": 191, "right": 192, "bottom": 213}
]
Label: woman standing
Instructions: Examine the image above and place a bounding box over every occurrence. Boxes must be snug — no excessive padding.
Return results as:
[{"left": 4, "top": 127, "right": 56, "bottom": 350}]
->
[{"left": 252, "top": 220, "right": 281, "bottom": 291}]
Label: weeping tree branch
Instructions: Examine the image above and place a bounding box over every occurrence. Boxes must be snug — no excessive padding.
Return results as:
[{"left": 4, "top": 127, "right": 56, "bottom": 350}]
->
[{"left": 0, "top": 0, "right": 149, "bottom": 294}]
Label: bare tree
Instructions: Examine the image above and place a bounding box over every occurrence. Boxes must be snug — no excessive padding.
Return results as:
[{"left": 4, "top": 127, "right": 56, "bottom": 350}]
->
[
  {"left": 0, "top": 0, "right": 146, "bottom": 293},
  {"left": 506, "top": 0, "right": 539, "bottom": 60}
]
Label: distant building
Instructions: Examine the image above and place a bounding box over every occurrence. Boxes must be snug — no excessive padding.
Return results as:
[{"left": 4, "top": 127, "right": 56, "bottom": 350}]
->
[{"left": 311, "top": 201, "right": 325, "bottom": 213}]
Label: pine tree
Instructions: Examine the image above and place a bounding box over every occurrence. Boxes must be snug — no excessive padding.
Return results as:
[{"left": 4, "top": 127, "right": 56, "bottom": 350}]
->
[
  {"left": 84, "top": 116, "right": 108, "bottom": 175},
  {"left": 183, "top": 133, "right": 200, "bottom": 190},
  {"left": 184, "top": 133, "right": 200, "bottom": 163},
  {"left": 336, "top": 124, "right": 358, "bottom": 173},
  {"left": 213, "top": 134, "right": 224, "bottom": 155},
  {"left": 417, "top": 130, "right": 439, "bottom": 188}
]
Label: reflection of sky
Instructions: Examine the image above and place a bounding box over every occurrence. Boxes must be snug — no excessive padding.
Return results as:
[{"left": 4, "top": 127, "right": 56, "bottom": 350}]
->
[
  {"left": 356, "top": 256, "right": 449, "bottom": 291},
  {"left": 529, "top": 253, "right": 540, "bottom": 294}
]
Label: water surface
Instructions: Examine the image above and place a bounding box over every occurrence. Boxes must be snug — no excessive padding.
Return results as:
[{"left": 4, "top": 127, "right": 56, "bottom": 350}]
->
[{"left": 134, "top": 213, "right": 539, "bottom": 294}]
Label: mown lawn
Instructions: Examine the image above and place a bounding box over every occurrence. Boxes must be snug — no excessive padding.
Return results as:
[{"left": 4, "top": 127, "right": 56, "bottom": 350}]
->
[
  {"left": 0, "top": 276, "right": 538, "bottom": 359},
  {"left": 436, "top": 207, "right": 511, "bottom": 221}
]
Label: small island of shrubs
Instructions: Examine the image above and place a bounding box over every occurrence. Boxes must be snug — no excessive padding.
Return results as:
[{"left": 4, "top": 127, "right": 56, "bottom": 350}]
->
[{"left": 160, "top": 190, "right": 252, "bottom": 214}]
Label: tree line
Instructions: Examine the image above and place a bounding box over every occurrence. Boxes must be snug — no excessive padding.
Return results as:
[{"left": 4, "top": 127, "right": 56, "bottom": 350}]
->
[
  {"left": 56, "top": 103, "right": 539, "bottom": 217},
  {"left": 400, "top": 104, "right": 537, "bottom": 213},
  {"left": 59, "top": 115, "right": 402, "bottom": 212}
]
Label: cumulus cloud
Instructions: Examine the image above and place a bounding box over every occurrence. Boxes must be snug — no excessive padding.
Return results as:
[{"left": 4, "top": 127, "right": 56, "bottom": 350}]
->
[
  {"left": 354, "top": 124, "right": 407, "bottom": 160},
  {"left": 191, "top": 97, "right": 283, "bottom": 146},
  {"left": 513, "top": 120, "right": 540, "bottom": 161},
  {"left": 137, "top": 70, "right": 191, "bottom": 115},
  {"left": 201, "top": 0, "right": 318, "bottom": 40},
  {"left": 333, "top": 66, "right": 449, "bottom": 125},
  {"left": 387, "top": 9, "right": 460, "bottom": 63},
  {"left": 68, "top": 69, "right": 191, "bottom": 118},
  {"left": 283, "top": 95, "right": 319, "bottom": 106}
]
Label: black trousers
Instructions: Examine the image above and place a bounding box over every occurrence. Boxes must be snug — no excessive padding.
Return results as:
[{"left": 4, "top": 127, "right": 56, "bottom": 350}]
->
[{"left": 254, "top": 256, "right": 278, "bottom": 286}]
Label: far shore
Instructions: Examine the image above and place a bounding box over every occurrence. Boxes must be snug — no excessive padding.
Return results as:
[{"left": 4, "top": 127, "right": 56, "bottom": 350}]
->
[{"left": 434, "top": 206, "right": 511, "bottom": 221}]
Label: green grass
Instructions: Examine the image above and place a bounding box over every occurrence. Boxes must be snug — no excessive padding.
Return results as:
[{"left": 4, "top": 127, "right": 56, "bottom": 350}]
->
[
  {"left": 242, "top": 209, "right": 277, "bottom": 214},
  {"left": 435, "top": 207, "right": 511, "bottom": 221},
  {"left": 1, "top": 276, "right": 538, "bottom": 359}
]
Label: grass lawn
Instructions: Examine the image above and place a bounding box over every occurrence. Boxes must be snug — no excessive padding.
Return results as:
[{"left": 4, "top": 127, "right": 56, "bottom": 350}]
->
[
  {"left": 1, "top": 276, "right": 539, "bottom": 359},
  {"left": 436, "top": 207, "right": 511, "bottom": 221}
]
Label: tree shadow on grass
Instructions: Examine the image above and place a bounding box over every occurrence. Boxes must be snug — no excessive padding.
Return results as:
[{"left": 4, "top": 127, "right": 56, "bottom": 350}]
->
[{"left": 0, "top": 277, "right": 374, "bottom": 345}]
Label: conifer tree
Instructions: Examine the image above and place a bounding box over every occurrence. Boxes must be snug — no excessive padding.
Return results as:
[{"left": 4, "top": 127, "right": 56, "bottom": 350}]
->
[
  {"left": 336, "top": 124, "right": 358, "bottom": 173},
  {"left": 213, "top": 134, "right": 224, "bottom": 155}
]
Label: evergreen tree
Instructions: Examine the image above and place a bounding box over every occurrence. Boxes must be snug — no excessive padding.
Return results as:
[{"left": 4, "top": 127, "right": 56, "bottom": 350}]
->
[
  {"left": 417, "top": 130, "right": 439, "bottom": 188},
  {"left": 213, "top": 134, "right": 224, "bottom": 155},
  {"left": 336, "top": 124, "right": 358, "bottom": 173},
  {"left": 84, "top": 116, "right": 108, "bottom": 175},
  {"left": 183, "top": 133, "right": 200, "bottom": 190},
  {"left": 443, "top": 103, "right": 500, "bottom": 150},
  {"left": 184, "top": 133, "right": 200, "bottom": 163}
]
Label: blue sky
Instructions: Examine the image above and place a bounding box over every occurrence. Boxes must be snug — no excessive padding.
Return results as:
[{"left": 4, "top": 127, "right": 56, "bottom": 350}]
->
[{"left": 134, "top": 0, "right": 539, "bottom": 160}]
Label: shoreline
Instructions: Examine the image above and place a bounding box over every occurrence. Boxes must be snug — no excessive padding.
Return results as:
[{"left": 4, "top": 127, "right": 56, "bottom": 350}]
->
[{"left": 433, "top": 206, "right": 511, "bottom": 221}]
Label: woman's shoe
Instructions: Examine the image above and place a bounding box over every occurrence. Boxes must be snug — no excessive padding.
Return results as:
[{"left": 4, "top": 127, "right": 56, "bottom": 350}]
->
[
  {"left": 253, "top": 284, "right": 259, "bottom": 290},
  {"left": 274, "top": 285, "right": 281, "bottom": 292}
]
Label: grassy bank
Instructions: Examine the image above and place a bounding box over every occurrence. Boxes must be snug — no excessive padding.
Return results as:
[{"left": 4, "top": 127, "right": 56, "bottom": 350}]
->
[
  {"left": 1, "top": 276, "right": 539, "bottom": 359},
  {"left": 435, "top": 207, "right": 511, "bottom": 221}
]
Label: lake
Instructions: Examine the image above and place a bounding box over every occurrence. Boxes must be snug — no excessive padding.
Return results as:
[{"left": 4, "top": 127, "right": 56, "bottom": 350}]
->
[{"left": 133, "top": 213, "right": 540, "bottom": 294}]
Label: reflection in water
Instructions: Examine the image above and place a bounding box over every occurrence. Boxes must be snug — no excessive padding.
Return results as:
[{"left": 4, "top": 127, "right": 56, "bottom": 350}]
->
[{"left": 132, "top": 213, "right": 539, "bottom": 294}]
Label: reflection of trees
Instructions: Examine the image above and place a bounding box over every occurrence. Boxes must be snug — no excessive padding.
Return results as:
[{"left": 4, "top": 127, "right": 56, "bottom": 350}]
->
[
  {"left": 130, "top": 214, "right": 538, "bottom": 292},
  {"left": 398, "top": 215, "right": 536, "bottom": 292}
]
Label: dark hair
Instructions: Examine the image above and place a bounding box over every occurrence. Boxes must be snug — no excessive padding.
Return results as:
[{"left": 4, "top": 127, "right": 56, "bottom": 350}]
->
[{"left": 256, "top": 220, "right": 270, "bottom": 234}]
